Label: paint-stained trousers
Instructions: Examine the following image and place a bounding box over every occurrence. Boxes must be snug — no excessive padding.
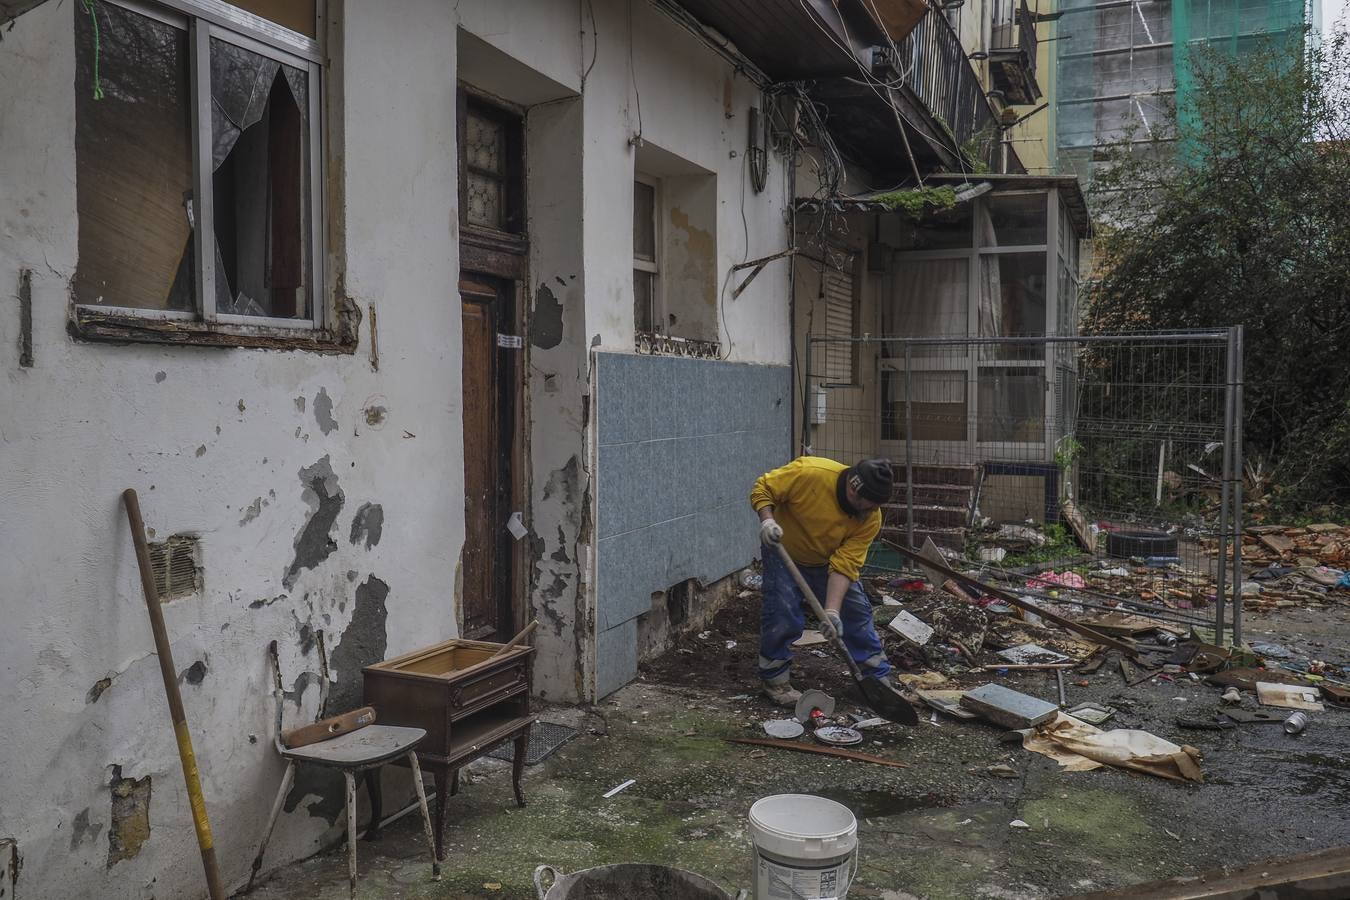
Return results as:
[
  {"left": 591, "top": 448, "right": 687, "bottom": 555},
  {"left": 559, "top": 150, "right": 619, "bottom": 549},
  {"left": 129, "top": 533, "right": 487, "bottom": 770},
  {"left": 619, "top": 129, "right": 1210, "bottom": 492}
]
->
[{"left": 757, "top": 546, "right": 891, "bottom": 683}]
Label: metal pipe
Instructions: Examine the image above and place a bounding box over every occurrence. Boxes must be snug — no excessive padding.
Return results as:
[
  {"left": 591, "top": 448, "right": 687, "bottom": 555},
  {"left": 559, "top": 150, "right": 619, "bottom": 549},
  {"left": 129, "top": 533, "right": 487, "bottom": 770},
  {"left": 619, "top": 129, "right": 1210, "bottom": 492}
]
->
[
  {"left": 122, "top": 489, "right": 225, "bottom": 900},
  {"left": 807, "top": 331, "right": 1231, "bottom": 345},
  {"left": 904, "top": 342, "right": 915, "bottom": 549},
  {"left": 1231, "top": 325, "right": 1245, "bottom": 646},
  {"left": 1214, "top": 329, "right": 1236, "bottom": 644}
]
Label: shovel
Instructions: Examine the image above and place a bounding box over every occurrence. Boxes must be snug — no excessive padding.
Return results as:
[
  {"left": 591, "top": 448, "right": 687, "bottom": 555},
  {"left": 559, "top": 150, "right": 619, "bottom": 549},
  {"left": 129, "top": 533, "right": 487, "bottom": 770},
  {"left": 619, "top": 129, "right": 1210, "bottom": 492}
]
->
[{"left": 774, "top": 543, "right": 918, "bottom": 725}]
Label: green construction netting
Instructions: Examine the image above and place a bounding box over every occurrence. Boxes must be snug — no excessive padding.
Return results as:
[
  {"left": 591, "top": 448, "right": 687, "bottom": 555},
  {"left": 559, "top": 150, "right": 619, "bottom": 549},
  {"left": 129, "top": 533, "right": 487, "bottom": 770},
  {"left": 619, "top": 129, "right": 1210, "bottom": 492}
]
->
[{"left": 1054, "top": 0, "right": 1305, "bottom": 183}]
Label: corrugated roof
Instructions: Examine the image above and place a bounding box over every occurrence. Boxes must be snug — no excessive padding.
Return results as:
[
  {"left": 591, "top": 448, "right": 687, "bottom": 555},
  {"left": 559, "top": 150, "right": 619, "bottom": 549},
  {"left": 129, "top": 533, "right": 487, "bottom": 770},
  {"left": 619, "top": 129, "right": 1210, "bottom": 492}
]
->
[{"left": 797, "top": 174, "right": 1094, "bottom": 238}]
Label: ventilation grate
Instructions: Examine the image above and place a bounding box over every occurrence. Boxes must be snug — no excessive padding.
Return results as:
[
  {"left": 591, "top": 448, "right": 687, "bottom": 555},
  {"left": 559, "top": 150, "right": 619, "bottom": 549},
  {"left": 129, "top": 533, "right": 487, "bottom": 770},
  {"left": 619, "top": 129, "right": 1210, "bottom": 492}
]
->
[
  {"left": 148, "top": 535, "right": 200, "bottom": 601},
  {"left": 487, "top": 721, "right": 579, "bottom": 766}
]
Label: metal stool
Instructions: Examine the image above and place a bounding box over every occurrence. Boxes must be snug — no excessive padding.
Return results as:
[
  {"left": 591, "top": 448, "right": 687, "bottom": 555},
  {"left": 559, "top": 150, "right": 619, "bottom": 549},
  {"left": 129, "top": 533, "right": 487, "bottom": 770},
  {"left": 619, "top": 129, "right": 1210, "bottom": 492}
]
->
[{"left": 249, "top": 637, "right": 440, "bottom": 897}]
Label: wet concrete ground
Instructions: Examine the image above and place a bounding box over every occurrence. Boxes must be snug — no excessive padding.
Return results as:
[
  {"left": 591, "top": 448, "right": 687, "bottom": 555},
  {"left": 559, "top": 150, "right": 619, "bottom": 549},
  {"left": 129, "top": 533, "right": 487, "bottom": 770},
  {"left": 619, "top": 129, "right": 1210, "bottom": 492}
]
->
[{"left": 245, "top": 600, "right": 1350, "bottom": 900}]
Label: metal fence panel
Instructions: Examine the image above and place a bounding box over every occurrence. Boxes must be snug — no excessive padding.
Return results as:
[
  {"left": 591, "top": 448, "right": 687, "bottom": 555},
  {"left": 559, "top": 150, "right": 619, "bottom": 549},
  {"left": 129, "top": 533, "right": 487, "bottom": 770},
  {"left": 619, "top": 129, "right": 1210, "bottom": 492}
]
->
[{"left": 803, "top": 330, "right": 1244, "bottom": 644}]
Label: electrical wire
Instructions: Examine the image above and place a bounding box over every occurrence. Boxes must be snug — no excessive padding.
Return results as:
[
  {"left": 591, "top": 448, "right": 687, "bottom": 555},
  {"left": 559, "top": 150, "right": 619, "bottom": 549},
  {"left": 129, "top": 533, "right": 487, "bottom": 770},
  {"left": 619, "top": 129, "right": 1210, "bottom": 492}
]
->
[
  {"left": 581, "top": 0, "right": 598, "bottom": 88},
  {"left": 717, "top": 147, "right": 754, "bottom": 361},
  {"left": 626, "top": 0, "right": 643, "bottom": 143},
  {"left": 795, "top": 0, "right": 971, "bottom": 172}
]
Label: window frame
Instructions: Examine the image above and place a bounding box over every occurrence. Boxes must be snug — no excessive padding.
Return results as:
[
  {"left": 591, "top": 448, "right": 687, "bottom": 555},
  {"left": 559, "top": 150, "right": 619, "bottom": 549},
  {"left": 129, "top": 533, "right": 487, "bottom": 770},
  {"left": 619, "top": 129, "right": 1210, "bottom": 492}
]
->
[
  {"left": 72, "top": 0, "right": 330, "bottom": 344},
  {"left": 456, "top": 92, "right": 526, "bottom": 237},
  {"left": 818, "top": 249, "right": 860, "bottom": 387},
  {"left": 632, "top": 173, "right": 662, "bottom": 336}
]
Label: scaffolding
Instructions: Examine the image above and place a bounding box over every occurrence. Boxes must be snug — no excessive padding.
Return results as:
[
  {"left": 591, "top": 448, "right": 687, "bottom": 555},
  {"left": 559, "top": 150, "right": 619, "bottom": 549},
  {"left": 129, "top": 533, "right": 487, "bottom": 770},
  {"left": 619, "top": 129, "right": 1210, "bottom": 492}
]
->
[{"left": 1055, "top": 0, "right": 1306, "bottom": 183}]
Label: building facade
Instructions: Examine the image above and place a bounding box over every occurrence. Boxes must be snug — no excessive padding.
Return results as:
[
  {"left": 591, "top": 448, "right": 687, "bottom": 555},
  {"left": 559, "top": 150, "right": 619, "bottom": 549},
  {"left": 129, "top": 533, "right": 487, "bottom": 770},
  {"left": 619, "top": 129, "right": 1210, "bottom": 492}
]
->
[{"left": 0, "top": 0, "right": 796, "bottom": 894}]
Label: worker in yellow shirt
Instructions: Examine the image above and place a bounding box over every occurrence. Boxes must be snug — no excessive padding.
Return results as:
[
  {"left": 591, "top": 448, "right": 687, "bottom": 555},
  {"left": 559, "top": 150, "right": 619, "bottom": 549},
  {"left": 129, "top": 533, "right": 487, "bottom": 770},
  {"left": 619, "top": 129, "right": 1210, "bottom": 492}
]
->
[{"left": 749, "top": 456, "right": 895, "bottom": 706}]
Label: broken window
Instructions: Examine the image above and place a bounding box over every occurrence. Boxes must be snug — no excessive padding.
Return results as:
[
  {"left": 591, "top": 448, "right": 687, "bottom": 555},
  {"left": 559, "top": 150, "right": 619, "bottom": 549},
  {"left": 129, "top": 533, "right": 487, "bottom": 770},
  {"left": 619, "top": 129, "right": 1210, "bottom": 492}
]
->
[
  {"left": 74, "top": 2, "right": 195, "bottom": 311},
  {"left": 73, "top": 0, "right": 322, "bottom": 330},
  {"left": 210, "top": 37, "right": 312, "bottom": 319}
]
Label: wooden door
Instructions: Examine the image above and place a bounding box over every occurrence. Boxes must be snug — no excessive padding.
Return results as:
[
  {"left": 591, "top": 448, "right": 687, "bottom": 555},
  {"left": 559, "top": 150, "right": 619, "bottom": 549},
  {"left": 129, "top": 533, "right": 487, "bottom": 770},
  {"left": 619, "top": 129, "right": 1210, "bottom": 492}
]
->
[{"left": 460, "top": 275, "right": 506, "bottom": 638}]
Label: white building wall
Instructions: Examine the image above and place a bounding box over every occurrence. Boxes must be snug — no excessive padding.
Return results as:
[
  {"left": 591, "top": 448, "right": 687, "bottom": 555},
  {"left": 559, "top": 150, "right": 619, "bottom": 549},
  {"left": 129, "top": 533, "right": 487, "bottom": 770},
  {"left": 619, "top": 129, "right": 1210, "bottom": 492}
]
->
[
  {"left": 0, "top": 0, "right": 793, "bottom": 895},
  {"left": 581, "top": 0, "right": 792, "bottom": 364}
]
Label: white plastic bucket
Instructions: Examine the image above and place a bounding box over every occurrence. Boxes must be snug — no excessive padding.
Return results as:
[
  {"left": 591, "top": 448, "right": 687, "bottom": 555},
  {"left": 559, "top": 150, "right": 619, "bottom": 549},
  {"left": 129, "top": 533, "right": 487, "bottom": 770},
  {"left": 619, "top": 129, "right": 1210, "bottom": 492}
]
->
[{"left": 748, "top": 794, "right": 857, "bottom": 900}]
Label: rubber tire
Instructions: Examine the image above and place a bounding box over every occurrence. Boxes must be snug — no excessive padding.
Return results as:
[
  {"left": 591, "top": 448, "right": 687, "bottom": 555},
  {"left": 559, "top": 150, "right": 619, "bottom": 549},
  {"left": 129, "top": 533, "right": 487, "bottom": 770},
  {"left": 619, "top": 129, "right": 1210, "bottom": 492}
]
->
[{"left": 1106, "top": 528, "right": 1178, "bottom": 558}]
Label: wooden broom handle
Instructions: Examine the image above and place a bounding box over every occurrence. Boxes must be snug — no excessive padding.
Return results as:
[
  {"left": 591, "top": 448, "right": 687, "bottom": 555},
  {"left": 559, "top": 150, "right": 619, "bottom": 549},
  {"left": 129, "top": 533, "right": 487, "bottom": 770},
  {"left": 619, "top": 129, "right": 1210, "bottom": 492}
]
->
[{"left": 488, "top": 620, "right": 538, "bottom": 661}]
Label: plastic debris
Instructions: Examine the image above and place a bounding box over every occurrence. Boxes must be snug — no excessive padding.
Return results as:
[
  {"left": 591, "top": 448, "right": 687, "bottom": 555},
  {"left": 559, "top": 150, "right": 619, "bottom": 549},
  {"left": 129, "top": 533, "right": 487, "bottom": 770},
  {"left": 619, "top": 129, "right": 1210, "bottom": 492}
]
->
[{"left": 603, "top": 779, "right": 636, "bottom": 798}]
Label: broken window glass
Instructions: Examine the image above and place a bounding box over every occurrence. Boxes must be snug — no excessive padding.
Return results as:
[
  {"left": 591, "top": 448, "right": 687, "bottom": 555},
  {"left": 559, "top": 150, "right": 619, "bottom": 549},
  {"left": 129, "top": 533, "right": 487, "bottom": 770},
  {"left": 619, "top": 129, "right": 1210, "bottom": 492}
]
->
[
  {"left": 210, "top": 37, "right": 312, "bottom": 319},
  {"left": 74, "top": 2, "right": 195, "bottom": 311}
]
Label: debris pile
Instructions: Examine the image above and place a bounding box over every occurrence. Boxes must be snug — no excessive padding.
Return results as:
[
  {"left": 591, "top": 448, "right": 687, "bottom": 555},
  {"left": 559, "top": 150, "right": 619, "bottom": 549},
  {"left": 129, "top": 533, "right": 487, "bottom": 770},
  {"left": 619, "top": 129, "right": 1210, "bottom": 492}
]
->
[
  {"left": 1242, "top": 523, "right": 1350, "bottom": 568},
  {"left": 850, "top": 534, "right": 1350, "bottom": 782}
]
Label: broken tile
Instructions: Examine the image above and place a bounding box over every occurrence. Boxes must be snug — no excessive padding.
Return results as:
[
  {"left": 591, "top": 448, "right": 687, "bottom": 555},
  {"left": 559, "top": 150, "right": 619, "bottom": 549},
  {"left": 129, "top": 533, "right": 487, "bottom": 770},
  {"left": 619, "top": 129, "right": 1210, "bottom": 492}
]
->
[{"left": 887, "top": 610, "right": 935, "bottom": 646}]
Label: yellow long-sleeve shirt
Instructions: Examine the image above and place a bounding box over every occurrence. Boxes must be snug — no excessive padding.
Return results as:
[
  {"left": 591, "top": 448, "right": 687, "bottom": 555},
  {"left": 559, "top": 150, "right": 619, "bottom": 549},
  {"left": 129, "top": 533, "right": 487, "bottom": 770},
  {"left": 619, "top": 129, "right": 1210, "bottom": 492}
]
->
[{"left": 749, "top": 456, "right": 880, "bottom": 582}]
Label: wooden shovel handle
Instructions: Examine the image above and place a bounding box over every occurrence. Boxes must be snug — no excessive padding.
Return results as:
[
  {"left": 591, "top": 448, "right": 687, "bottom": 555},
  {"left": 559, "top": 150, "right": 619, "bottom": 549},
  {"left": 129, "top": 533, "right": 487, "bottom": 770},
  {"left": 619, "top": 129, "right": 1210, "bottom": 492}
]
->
[{"left": 488, "top": 619, "right": 538, "bottom": 661}]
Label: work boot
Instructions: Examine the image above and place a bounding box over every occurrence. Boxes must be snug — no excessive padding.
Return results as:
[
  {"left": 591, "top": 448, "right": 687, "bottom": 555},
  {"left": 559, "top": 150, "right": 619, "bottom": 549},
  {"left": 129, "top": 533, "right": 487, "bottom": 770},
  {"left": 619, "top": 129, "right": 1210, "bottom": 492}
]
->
[{"left": 761, "top": 673, "right": 802, "bottom": 707}]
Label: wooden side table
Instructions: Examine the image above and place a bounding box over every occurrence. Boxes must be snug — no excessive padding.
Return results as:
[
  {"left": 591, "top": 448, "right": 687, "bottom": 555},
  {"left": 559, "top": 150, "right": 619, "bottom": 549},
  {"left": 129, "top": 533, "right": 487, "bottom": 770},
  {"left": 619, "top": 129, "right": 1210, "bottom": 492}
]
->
[{"left": 363, "top": 638, "right": 535, "bottom": 859}]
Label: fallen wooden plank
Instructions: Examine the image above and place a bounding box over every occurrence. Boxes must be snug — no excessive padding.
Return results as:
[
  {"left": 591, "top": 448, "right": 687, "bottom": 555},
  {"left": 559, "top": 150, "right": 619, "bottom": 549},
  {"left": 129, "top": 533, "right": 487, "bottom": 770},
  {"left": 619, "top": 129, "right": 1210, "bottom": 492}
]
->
[
  {"left": 1060, "top": 498, "right": 1095, "bottom": 552},
  {"left": 1256, "top": 681, "right": 1324, "bottom": 711},
  {"left": 1062, "top": 844, "right": 1350, "bottom": 899},
  {"left": 1077, "top": 651, "right": 1109, "bottom": 674},
  {"left": 882, "top": 539, "right": 1139, "bottom": 657},
  {"left": 725, "top": 738, "right": 911, "bottom": 769},
  {"left": 1258, "top": 533, "right": 1296, "bottom": 555}
]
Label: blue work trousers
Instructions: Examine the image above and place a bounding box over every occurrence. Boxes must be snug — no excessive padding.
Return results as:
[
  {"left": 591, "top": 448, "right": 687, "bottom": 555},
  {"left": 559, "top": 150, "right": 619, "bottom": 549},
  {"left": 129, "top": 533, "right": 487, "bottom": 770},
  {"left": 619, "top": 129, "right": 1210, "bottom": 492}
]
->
[{"left": 758, "top": 546, "right": 890, "bottom": 682}]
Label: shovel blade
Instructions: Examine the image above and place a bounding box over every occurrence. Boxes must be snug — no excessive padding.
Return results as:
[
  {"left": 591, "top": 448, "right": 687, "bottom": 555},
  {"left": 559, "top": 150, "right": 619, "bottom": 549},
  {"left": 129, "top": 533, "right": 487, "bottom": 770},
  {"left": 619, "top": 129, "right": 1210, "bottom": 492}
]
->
[{"left": 858, "top": 676, "right": 919, "bottom": 725}]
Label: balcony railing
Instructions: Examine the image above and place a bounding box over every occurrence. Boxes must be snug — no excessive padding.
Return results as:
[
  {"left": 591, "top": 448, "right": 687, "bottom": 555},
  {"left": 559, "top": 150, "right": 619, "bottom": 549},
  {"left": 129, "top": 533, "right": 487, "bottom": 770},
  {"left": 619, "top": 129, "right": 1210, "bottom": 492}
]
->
[
  {"left": 899, "top": 4, "right": 998, "bottom": 151},
  {"left": 990, "top": 0, "right": 1042, "bottom": 103}
]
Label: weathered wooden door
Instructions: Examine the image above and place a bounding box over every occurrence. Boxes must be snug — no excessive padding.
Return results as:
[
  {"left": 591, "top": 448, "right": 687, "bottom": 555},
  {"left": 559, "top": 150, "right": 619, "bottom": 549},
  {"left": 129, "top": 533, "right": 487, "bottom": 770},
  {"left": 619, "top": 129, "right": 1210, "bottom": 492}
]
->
[
  {"left": 460, "top": 274, "right": 506, "bottom": 638},
  {"left": 456, "top": 88, "right": 526, "bottom": 641}
]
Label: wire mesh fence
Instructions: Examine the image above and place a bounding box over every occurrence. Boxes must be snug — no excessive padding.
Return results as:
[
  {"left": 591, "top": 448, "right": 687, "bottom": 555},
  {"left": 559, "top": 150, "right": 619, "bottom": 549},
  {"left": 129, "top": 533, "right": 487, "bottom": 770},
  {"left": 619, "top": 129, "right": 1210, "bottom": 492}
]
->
[{"left": 803, "top": 329, "right": 1246, "bottom": 643}]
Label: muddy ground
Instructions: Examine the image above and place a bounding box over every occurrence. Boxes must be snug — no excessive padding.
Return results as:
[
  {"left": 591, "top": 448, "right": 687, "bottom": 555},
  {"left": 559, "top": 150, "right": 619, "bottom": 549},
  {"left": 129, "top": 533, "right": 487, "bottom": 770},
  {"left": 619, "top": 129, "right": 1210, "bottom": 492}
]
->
[{"left": 249, "top": 595, "right": 1350, "bottom": 900}]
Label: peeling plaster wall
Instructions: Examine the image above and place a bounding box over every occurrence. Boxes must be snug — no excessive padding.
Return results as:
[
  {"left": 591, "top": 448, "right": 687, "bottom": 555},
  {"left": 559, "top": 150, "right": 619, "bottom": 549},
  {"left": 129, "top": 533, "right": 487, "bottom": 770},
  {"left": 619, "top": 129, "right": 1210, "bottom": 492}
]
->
[
  {"left": 0, "top": 0, "right": 461, "bottom": 896},
  {"left": 0, "top": 1, "right": 795, "bottom": 895},
  {"left": 523, "top": 99, "right": 590, "bottom": 703}
]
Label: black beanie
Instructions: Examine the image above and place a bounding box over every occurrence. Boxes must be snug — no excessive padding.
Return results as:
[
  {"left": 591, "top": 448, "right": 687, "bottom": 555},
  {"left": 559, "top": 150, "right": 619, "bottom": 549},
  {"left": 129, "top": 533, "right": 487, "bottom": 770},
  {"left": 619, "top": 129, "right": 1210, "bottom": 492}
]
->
[{"left": 848, "top": 458, "right": 894, "bottom": 504}]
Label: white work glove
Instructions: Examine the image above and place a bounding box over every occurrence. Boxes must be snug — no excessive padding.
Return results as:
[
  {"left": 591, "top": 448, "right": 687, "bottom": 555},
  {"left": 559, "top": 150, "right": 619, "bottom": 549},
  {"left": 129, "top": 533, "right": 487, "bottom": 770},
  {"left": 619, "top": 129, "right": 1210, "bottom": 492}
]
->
[
  {"left": 822, "top": 608, "right": 843, "bottom": 640},
  {"left": 759, "top": 518, "right": 784, "bottom": 546}
]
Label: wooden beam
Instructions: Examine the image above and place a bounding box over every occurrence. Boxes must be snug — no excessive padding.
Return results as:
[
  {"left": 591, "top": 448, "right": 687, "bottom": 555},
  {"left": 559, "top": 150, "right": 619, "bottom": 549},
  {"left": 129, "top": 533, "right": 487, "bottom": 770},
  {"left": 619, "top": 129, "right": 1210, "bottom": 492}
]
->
[
  {"left": 726, "top": 738, "right": 910, "bottom": 769},
  {"left": 1063, "top": 844, "right": 1350, "bottom": 899}
]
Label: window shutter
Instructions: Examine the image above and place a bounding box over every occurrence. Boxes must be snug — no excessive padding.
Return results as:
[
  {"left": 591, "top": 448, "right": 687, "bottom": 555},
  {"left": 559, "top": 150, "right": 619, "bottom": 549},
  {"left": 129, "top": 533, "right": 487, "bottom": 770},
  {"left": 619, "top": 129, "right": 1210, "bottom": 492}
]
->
[{"left": 823, "top": 266, "right": 856, "bottom": 383}]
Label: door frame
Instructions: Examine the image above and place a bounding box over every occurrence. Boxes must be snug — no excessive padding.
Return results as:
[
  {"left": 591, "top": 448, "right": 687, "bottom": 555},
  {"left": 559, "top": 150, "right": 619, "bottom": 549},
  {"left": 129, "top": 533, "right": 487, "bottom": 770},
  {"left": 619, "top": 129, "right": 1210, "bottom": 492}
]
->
[{"left": 457, "top": 85, "right": 530, "bottom": 642}]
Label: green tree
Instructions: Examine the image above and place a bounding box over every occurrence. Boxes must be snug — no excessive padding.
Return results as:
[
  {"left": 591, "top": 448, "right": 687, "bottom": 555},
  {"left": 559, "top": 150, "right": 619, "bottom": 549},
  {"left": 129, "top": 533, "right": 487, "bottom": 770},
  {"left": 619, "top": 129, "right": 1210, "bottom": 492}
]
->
[{"left": 1084, "top": 29, "right": 1350, "bottom": 516}]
